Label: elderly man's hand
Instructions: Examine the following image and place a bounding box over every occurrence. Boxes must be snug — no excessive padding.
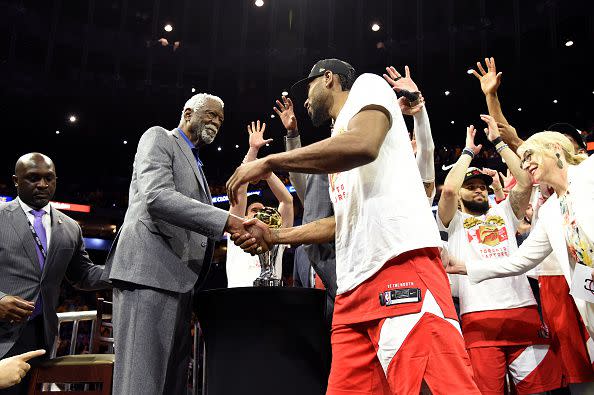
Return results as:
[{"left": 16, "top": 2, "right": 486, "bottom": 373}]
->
[{"left": 231, "top": 218, "right": 273, "bottom": 255}]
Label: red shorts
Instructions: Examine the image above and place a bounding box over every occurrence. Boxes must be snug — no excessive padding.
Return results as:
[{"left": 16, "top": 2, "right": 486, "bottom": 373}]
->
[
  {"left": 467, "top": 344, "right": 561, "bottom": 395},
  {"left": 327, "top": 248, "right": 480, "bottom": 395},
  {"left": 539, "top": 275, "right": 594, "bottom": 385}
]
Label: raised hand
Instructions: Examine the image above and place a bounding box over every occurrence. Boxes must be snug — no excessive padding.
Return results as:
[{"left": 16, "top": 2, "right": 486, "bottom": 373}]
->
[
  {"left": 273, "top": 96, "right": 298, "bottom": 133},
  {"left": 227, "top": 159, "right": 273, "bottom": 206},
  {"left": 398, "top": 94, "right": 425, "bottom": 116},
  {"left": 383, "top": 65, "right": 419, "bottom": 93},
  {"left": 470, "top": 57, "right": 502, "bottom": 96},
  {"left": 465, "top": 125, "right": 483, "bottom": 156},
  {"left": 248, "top": 120, "right": 273, "bottom": 150},
  {"left": 480, "top": 114, "right": 501, "bottom": 143},
  {"left": 481, "top": 168, "right": 502, "bottom": 190},
  {"left": 496, "top": 122, "right": 519, "bottom": 145}
]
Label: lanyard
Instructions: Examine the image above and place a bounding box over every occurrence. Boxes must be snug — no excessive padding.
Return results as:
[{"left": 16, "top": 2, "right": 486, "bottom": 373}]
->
[{"left": 27, "top": 220, "right": 47, "bottom": 260}]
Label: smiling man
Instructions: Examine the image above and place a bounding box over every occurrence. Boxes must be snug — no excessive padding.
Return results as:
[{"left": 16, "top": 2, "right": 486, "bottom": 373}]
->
[
  {"left": 0, "top": 153, "right": 107, "bottom": 395},
  {"left": 437, "top": 116, "right": 561, "bottom": 394},
  {"left": 104, "top": 93, "right": 267, "bottom": 395}
]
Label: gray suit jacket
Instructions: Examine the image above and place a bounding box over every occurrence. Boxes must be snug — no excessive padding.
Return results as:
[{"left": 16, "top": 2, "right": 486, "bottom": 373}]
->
[
  {"left": 285, "top": 136, "right": 337, "bottom": 316},
  {"left": 0, "top": 199, "right": 106, "bottom": 358},
  {"left": 105, "top": 126, "right": 229, "bottom": 293}
]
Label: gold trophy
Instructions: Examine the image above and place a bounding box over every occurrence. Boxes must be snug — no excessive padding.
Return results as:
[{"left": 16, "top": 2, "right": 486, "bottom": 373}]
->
[{"left": 253, "top": 207, "right": 283, "bottom": 287}]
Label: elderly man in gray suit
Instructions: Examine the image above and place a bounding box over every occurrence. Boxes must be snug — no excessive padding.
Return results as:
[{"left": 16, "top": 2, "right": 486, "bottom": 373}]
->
[
  {"left": 0, "top": 153, "right": 107, "bottom": 395},
  {"left": 106, "top": 93, "right": 264, "bottom": 394}
]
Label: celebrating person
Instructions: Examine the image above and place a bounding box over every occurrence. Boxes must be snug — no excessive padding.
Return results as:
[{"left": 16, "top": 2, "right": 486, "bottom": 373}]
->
[
  {"left": 437, "top": 116, "right": 561, "bottom": 394},
  {"left": 227, "top": 58, "right": 480, "bottom": 394},
  {"left": 445, "top": 132, "right": 594, "bottom": 342},
  {"left": 226, "top": 120, "right": 293, "bottom": 287}
]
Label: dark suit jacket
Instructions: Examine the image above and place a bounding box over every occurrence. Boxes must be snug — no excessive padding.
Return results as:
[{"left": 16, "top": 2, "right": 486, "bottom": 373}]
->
[
  {"left": 0, "top": 199, "right": 107, "bottom": 358},
  {"left": 293, "top": 245, "right": 312, "bottom": 288},
  {"left": 105, "top": 127, "right": 229, "bottom": 293}
]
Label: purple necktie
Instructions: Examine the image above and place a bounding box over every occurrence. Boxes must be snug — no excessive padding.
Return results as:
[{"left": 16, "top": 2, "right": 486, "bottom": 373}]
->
[{"left": 30, "top": 209, "right": 47, "bottom": 318}]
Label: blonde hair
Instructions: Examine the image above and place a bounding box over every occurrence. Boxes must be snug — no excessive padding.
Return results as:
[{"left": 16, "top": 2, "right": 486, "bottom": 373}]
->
[{"left": 518, "top": 131, "right": 587, "bottom": 167}]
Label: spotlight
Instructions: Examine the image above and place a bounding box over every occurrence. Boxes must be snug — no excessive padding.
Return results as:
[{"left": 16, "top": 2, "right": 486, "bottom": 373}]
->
[
  {"left": 450, "top": 121, "right": 455, "bottom": 124},
  {"left": 69, "top": 115, "right": 77, "bottom": 123},
  {"left": 444, "top": 91, "right": 450, "bottom": 96},
  {"left": 371, "top": 23, "right": 380, "bottom": 32},
  {"left": 565, "top": 40, "right": 573, "bottom": 47},
  {"left": 553, "top": 99, "right": 558, "bottom": 104},
  {"left": 123, "top": 140, "right": 128, "bottom": 145},
  {"left": 281, "top": 91, "right": 288, "bottom": 96},
  {"left": 217, "top": 147, "right": 222, "bottom": 151},
  {"left": 270, "top": 114, "right": 275, "bottom": 118},
  {"left": 517, "top": 107, "right": 522, "bottom": 112},
  {"left": 255, "top": 0, "right": 264, "bottom": 7},
  {"left": 191, "top": 87, "right": 196, "bottom": 93},
  {"left": 164, "top": 24, "right": 173, "bottom": 32},
  {"left": 55, "top": 130, "right": 60, "bottom": 135},
  {"left": 466, "top": 69, "right": 474, "bottom": 75},
  {"left": 266, "top": 143, "right": 270, "bottom": 147},
  {"left": 235, "top": 144, "right": 239, "bottom": 148}
]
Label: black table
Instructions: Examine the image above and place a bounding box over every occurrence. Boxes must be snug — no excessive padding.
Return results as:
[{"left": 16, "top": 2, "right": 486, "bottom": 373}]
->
[{"left": 195, "top": 287, "right": 331, "bottom": 395}]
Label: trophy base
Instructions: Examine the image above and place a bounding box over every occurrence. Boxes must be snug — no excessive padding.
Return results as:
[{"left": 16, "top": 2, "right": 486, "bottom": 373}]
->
[{"left": 253, "top": 278, "right": 283, "bottom": 287}]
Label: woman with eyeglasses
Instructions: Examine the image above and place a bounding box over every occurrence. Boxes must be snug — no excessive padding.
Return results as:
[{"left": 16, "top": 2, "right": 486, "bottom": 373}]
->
[{"left": 446, "top": 130, "right": 594, "bottom": 391}]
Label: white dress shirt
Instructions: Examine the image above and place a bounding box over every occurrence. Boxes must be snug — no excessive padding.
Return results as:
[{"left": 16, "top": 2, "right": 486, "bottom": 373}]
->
[{"left": 17, "top": 197, "right": 52, "bottom": 249}]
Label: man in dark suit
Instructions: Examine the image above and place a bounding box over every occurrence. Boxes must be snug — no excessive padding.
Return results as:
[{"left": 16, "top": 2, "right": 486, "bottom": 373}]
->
[
  {"left": 0, "top": 153, "right": 107, "bottom": 395},
  {"left": 105, "top": 93, "right": 265, "bottom": 394}
]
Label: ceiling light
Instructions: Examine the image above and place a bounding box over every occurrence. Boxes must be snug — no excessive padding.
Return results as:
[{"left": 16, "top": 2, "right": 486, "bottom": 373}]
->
[
  {"left": 123, "top": 140, "right": 128, "bottom": 145},
  {"left": 191, "top": 87, "right": 196, "bottom": 93},
  {"left": 467, "top": 69, "right": 474, "bottom": 74},
  {"left": 55, "top": 130, "right": 60, "bottom": 135},
  {"left": 270, "top": 114, "right": 275, "bottom": 118},
  {"left": 565, "top": 40, "right": 573, "bottom": 47},
  {"left": 235, "top": 144, "right": 239, "bottom": 148},
  {"left": 553, "top": 99, "right": 558, "bottom": 104},
  {"left": 450, "top": 121, "right": 455, "bottom": 124},
  {"left": 517, "top": 107, "right": 522, "bottom": 111},
  {"left": 444, "top": 91, "right": 450, "bottom": 96},
  {"left": 217, "top": 147, "right": 222, "bottom": 151},
  {"left": 371, "top": 23, "right": 380, "bottom": 32},
  {"left": 281, "top": 91, "right": 288, "bottom": 96},
  {"left": 255, "top": 0, "right": 264, "bottom": 7},
  {"left": 266, "top": 143, "right": 270, "bottom": 147},
  {"left": 164, "top": 24, "right": 173, "bottom": 32},
  {"left": 69, "top": 115, "right": 77, "bottom": 123}
]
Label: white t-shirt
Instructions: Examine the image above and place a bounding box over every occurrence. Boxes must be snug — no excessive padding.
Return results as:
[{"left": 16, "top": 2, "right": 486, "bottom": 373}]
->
[
  {"left": 225, "top": 238, "right": 286, "bottom": 288},
  {"left": 437, "top": 199, "right": 537, "bottom": 315},
  {"left": 329, "top": 73, "right": 442, "bottom": 295}
]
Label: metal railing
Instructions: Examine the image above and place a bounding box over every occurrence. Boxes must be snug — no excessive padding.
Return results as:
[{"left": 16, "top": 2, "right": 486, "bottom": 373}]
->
[{"left": 51, "top": 310, "right": 97, "bottom": 358}]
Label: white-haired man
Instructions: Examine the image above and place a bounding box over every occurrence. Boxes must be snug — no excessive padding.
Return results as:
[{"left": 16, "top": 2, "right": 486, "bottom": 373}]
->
[{"left": 105, "top": 93, "right": 266, "bottom": 394}]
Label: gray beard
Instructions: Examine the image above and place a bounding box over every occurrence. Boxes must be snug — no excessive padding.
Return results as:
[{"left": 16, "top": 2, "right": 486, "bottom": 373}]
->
[{"left": 200, "top": 126, "right": 216, "bottom": 145}]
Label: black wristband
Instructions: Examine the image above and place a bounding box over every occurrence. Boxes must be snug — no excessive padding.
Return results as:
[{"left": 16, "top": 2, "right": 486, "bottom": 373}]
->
[{"left": 491, "top": 136, "right": 503, "bottom": 146}]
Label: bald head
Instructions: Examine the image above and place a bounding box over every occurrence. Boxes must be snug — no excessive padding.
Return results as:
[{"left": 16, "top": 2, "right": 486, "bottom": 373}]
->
[{"left": 13, "top": 153, "right": 57, "bottom": 209}]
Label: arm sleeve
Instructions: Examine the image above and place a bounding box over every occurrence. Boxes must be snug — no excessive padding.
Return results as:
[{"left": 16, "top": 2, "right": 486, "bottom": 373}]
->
[
  {"left": 66, "top": 224, "right": 110, "bottom": 290},
  {"left": 467, "top": 218, "right": 553, "bottom": 283},
  {"left": 137, "top": 128, "right": 228, "bottom": 239},
  {"left": 285, "top": 135, "right": 307, "bottom": 203},
  {"left": 413, "top": 106, "right": 435, "bottom": 183}
]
